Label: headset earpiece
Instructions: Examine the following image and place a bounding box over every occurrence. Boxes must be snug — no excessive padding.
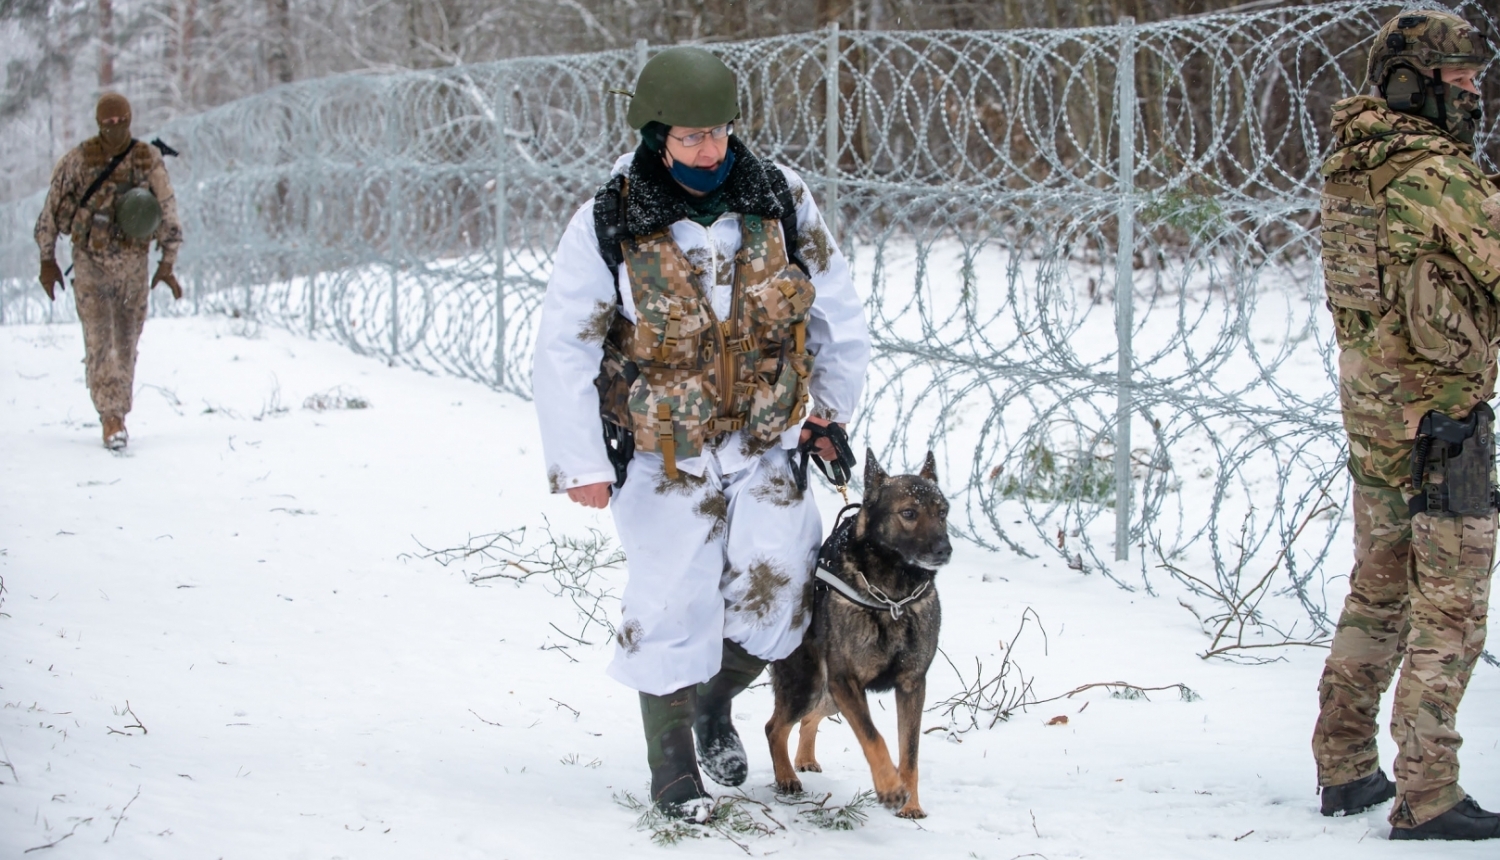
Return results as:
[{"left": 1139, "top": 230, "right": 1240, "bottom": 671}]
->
[{"left": 1383, "top": 64, "right": 1427, "bottom": 112}]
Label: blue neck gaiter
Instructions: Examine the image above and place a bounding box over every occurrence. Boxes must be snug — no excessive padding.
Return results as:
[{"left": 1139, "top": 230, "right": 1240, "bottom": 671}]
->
[{"left": 669, "top": 149, "right": 736, "bottom": 194}]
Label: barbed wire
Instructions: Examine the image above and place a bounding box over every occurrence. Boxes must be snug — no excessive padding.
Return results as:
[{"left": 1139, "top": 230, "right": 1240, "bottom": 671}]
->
[{"left": 3, "top": 1, "right": 1497, "bottom": 643}]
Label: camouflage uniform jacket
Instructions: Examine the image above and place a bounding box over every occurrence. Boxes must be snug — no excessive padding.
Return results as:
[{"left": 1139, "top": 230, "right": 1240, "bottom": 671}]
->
[
  {"left": 532, "top": 146, "right": 871, "bottom": 493},
  {"left": 35, "top": 137, "right": 184, "bottom": 265},
  {"left": 1321, "top": 95, "right": 1500, "bottom": 440}
]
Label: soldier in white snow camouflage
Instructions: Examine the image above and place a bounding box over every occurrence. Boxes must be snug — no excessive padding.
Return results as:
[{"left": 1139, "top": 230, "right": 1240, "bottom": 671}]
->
[{"left": 532, "top": 47, "right": 870, "bottom": 819}]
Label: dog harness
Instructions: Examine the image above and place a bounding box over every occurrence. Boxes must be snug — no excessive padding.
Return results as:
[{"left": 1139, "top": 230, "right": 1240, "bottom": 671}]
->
[
  {"left": 814, "top": 503, "right": 933, "bottom": 620},
  {"left": 814, "top": 569, "right": 930, "bottom": 620}
]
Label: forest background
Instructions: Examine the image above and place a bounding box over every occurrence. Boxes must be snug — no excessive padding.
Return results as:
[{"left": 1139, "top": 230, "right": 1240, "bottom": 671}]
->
[{"left": 7, "top": 0, "right": 1497, "bottom": 205}]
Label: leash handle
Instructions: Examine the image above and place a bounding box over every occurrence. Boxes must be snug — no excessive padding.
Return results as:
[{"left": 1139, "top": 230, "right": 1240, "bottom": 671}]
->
[{"left": 793, "top": 420, "right": 857, "bottom": 495}]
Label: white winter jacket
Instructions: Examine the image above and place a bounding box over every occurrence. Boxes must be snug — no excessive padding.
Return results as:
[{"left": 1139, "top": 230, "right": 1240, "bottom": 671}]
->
[{"left": 533, "top": 151, "right": 871, "bottom": 492}]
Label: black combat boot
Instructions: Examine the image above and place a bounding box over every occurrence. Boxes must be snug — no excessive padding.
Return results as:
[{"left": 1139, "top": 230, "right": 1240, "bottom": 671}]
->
[
  {"left": 693, "top": 639, "right": 767, "bottom": 787},
  {"left": 1320, "top": 770, "right": 1396, "bottom": 817},
  {"left": 640, "top": 687, "right": 712, "bottom": 821},
  {"left": 1390, "top": 797, "right": 1500, "bottom": 840}
]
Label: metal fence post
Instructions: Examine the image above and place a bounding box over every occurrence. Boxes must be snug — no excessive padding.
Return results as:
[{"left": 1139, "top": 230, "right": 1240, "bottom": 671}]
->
[
  {"left": 390, "top": 265, "right": 400, "bottom": 358},
  {"left": 493, "top": 73, "right": 509, "bottom": 390},
  {"left": 307, "top": 271, "right": 317, "bottom": 334},
  {"left": 1114, "top": 17, "right": 1137, "bottom": 562},
  {"left": 824, "top": 22, "right": 840, "bottom": 243}
]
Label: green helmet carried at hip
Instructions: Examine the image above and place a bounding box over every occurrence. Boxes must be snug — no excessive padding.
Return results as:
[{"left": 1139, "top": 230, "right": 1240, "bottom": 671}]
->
[
  {"left": 114, "top": 187, "right": 162, "bottom": 240},
  {"left": 626, "top": 46, "right": 740, "bottom": 130},
  {"left": 1367, "top": 10, "right": 1493, "bottom": 87}
]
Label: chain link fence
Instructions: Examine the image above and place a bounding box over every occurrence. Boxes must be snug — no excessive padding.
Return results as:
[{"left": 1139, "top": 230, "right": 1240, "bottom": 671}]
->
[{"left": 4, "top": 1, "right": 1498, "bottom": 647}]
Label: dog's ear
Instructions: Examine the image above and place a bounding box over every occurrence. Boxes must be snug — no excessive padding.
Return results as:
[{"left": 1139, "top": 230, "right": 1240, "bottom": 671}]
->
[
  {"left": 863, "top": 447, "right": 887, "bottom": 497},
  {"left": 919, "top": 450, "right": 939, "bottom": 483}
]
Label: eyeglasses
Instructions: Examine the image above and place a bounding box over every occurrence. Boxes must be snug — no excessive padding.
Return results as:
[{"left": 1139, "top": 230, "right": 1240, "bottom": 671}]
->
[{"left": 668, "top": 123, "right": 733, "bottom": 148}]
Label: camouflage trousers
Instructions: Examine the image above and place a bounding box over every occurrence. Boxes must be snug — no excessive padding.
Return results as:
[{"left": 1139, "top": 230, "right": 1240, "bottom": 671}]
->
[
  {"left": 1312, "top": 433, "right": 1495, "bottom": 827},
  {"left": 70, "top": 251, "right": 150, "bottom": 420}
]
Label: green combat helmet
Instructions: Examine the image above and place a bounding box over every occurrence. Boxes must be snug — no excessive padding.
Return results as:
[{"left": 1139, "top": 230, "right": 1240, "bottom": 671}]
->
[
  {"left": 1367, "top": 10, "right": 1493, "bottom": 87},
  {"left": 114, "top": 187, "right": 162, "bottom": 240},
  {"left": 1367, "top": 10, "right": 1493, "bottom": 144},
  {"left": 626, "top": 46, "right": 740, "bottom": 130}
]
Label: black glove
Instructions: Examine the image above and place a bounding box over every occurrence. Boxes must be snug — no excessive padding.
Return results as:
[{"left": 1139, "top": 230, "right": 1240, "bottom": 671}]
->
[{"left": 792, "top": 420, "right": 857, "bottom": 492}]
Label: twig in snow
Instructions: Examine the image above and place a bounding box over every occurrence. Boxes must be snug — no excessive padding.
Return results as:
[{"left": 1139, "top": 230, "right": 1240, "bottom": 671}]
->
[
  {"left": 106, "top": 786, "right": 141, "bottom": 842},
  {"left": 548, "top": 622, "right": 593, "bottom": 646},
  {"left": 540, "top": 644, "right": 578, "bottom": 663},
  {"left": 549, "top": 698, "right": 580, "bottom": 718},
  {"left": 1158, "top": 472, "right": 1339, "bottom": 661},
  {"left": 106, "top": 701, "right": 147, "bottom": 736},
  {"left": 469, "top": 709, "right": 503, "bottom": 727},
  {"left": 408, "top": 519, "right": 623, "bottom": 642},
  {"left": 23, "top": 817, "right": 92, "bottom": 853},
  {"left": 1234, "top": 829, "right": 1255, "bottom": 841},
  {"left": 1030, "top": 809, "right": 1040, "bottom": 837},
  {"left": 0, "top": 729, "right": 17, "bottom": 784}
]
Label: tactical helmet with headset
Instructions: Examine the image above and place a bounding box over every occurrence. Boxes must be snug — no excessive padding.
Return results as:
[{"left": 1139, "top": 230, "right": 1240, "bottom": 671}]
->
[{"left": 1368, "top": 10, "right": 1493, "bottom": 145}]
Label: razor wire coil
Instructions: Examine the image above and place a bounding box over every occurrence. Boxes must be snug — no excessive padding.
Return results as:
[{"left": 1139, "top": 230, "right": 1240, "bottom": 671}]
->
[{"left": 4, "top": 0, "right": 1498, "bottom": 639}]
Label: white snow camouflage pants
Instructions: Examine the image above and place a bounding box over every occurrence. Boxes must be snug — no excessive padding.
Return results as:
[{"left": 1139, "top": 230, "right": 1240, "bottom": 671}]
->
[{"left": 607, "top": 446, "right": 822, "bottom": 696}]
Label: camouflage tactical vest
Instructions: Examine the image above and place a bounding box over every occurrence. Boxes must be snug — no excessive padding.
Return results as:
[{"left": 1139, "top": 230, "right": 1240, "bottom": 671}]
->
[
  {"left": 67, "top": 139, "right": 157, "bottom": 256},
  {"left": 597, "top": 213, "right": 815, "bottom": 473},
  {"left": 1321, "top": 150, "right": 1500, "bottom": 439}
]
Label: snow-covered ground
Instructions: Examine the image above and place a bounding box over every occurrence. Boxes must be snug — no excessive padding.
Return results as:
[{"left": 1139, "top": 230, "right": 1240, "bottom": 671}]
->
[{"left": 3, "top": 316, "right": 1499, "bottom": 858}]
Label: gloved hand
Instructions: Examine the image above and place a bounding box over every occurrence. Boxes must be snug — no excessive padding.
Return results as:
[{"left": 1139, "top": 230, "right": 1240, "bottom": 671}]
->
[
  {"left": 150, "top": 260, "right": 182, "bottom": 300},
  {"left": 39, "top": 260, "right": 64, "bottom": 301}
]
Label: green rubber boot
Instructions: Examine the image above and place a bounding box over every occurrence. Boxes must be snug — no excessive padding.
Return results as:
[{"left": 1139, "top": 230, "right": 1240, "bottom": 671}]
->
[
  {"left": 640, "top": 686, "right": 712, "bottom": 820},
  {"left": 693, "top": 639, "right": 766, "bottom": 787}
]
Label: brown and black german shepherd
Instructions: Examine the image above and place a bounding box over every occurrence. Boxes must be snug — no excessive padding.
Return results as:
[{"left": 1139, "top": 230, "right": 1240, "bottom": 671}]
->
[{"left": 765, "top": 449, "right": 951, "bottom": 819}]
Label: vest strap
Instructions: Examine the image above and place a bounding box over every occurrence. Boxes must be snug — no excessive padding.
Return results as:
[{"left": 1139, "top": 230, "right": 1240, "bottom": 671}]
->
[{"left": 657, "top": 402, "right": 678, "bottom": 479}]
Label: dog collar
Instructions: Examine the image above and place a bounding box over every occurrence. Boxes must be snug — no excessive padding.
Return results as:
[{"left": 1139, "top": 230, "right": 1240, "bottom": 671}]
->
[{"left": 814, "top": 568, "right": 930, "bottom": 620}]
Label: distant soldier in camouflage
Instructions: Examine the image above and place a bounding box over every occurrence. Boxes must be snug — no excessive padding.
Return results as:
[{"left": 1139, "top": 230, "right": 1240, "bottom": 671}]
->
[
  {"left": 1313, "top": 10, "right": 1500, "bottom": 841},
  {"left": 532, "top": 47, "right": 870, "bottom": 819},
  {"left": 36, "top": 93, "right": 184, "bottom": 450}
]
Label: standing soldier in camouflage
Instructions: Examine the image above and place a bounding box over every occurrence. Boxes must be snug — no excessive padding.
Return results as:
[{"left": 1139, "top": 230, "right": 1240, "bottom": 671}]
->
[
  {"left": 533, "top": 47, "right": 870, "bottom": 819},
  {"left": 35, "top": 93, "right": 184, "bottom": 451},
  {"left": 1313, "top": 10, "right": 1500, "bottom": 841}
]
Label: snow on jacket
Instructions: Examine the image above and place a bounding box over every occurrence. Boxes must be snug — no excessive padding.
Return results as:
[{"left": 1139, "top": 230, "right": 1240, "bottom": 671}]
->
[{"left": 533, "top": 144, "right": 871, "bottom": 493}]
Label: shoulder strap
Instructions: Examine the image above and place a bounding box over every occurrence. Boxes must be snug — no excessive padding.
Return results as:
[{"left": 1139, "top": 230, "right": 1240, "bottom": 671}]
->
[
  {"left": 764, "top": 163, "right": 808, "bottom": 276},
  {"left": 78, "top": 140, "right": 138, "bottom": 211},
  {"left": 1369, "top": 150, "right": 1445, "bottom": 196},
  {"left": 593, "top": 174, "right": 629, "bottom": 296}
]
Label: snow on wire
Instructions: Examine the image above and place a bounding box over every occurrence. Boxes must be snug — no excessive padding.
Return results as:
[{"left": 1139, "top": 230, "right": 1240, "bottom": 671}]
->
[{"left": 3, "top": 1, "right": 1498, "bottom": 647}]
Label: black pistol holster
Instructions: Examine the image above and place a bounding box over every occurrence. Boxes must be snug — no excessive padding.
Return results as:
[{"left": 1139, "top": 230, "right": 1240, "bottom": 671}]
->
[
  {"left": 1410, "top": 402, "right": 1499, "bottom": 517},
  {"left": 596, "top": 357, "right": 638, "bottom": 489}
]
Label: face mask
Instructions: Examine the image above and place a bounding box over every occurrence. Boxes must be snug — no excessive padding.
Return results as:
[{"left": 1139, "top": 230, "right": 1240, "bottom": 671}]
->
[
  {"left": 99, "top": 117, "right": 132, "bottom": 156},
  {"left": 1412, "top": 77, "right": 1482, "bottom": 146},
  {"left": 1446, "top": 84, "right": 1482, "bottom": 146},
  {"left": 668, "top": 148, "right": 735, "bottom": 194}
]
